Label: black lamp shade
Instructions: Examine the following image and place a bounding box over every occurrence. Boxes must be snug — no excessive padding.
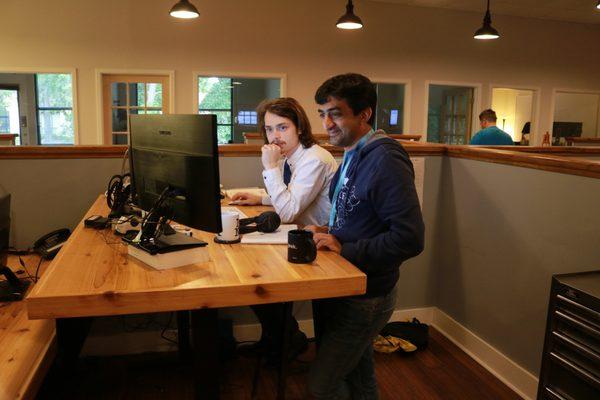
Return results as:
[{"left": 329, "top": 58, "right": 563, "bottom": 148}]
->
[
  {"left": 170, "top": 0, "right": 199, "bottom": 19},
  {"left": 336, "top": 1, "right": 363, "bottom": 29},
  {"left": 474, "top": 9, "right": 499, "bottom": 40}
]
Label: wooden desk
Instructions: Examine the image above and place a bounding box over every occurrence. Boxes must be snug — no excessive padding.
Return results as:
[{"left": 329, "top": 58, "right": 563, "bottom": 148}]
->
[{"left": 26, "top": 196, "right": 366, "bottom": 398}]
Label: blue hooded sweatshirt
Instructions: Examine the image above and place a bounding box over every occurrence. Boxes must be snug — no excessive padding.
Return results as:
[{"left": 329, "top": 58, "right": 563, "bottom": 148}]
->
[{"left": 329, "top": 131, "right": 425, "bottom": 297}]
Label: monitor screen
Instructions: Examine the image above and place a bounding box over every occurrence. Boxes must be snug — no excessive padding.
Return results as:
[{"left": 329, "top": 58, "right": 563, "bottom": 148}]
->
[
  {"left": 0, "top": 193, "right": 10, "bottom": 267},
  {"left": 389, "top": 109, "right": 398, "bottom": 126},
  {"left": 129, "top": 114, "right": 222, "bottom": 234}
]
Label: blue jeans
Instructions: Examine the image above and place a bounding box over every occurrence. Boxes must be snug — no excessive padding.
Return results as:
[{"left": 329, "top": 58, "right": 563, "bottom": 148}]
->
[{"left": 308, "top": 287, "right": 397, "bottom": 400}]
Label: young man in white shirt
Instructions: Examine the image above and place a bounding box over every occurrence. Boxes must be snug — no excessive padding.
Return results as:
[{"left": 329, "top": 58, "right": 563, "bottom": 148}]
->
[
  {"left": 232, "top": 97, "right": 337, "bottom": 226},
  {"left": 232, "top": 97, "right": 337, "bottom": 365}
]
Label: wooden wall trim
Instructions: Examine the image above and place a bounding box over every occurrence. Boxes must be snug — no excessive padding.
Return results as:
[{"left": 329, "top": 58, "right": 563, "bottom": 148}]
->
[
  {"left": 447, "top": 146, "right": 600, "bottom": 179},
  {"left": 0, "top": 146, "right": 128, "bottom": 159},
  {"left": 1, "top": 144, "right": 598, "bottom": 179}
]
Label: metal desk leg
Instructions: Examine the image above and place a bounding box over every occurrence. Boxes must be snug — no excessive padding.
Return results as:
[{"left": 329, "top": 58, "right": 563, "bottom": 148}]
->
[
  {"left": 277, "top": 302, "right": 294, "bottom": 400},
  {"left": 191, "top": 308, "right": 220, "bottom": 400},
  {"left": 177, "top": 310, "right": 191, "bottom": 362},
  {"left": 55, "top": 317, "right": 93, "bottom": 370}
]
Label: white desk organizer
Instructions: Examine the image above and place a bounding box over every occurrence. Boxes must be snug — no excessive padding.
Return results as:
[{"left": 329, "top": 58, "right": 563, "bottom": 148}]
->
[{"left": 127, "top": 245, "right": 210, "bottom": 270}]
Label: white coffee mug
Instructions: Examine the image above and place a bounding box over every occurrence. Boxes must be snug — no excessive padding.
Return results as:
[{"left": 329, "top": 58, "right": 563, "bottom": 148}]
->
[{"left": 216, "top": 211, "right": 240, "bottom": 243}]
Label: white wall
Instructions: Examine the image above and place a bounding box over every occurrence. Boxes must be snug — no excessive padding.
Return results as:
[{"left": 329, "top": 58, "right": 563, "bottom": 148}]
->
[
  {"left": 492, "top": 88, "right": 534, "bottom": 141},
  {"left": 1, "top": 0, "right": 600, "bottom": 146}
]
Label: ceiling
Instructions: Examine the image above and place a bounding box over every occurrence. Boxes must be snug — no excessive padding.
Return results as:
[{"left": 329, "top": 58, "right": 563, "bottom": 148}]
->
[{"left": 371, "top": 0, "right": 600, "bottom": 25}]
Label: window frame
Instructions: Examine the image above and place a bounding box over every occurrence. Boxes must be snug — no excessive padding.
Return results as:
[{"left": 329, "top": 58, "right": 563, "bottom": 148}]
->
[
  {"left": 193, "top": 71, "right": 287, "bottom": 144},
  {"left": 371, "top": 78, "right": 411, "bottom": 135},
  {"left": 0, "top": 67, "right": 79, "bottom": 145}
]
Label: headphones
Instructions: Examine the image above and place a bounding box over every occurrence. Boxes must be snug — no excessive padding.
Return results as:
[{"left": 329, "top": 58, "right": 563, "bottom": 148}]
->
[
  {"left": 239, "top": 211, "right": 281, "bottom": 234},
  {"left": 107, "top": 173, "right": 131, "bottom": 217}
]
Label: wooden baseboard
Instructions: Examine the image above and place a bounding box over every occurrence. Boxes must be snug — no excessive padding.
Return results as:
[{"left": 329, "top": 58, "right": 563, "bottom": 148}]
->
[{"left": 431, "top": 308, "right": 537, "bottom": 400}]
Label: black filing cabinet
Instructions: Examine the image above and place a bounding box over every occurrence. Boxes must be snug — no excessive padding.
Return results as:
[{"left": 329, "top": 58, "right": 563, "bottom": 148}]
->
[{"left": 537, "top": 271, "right": 600, "bottom": 400}]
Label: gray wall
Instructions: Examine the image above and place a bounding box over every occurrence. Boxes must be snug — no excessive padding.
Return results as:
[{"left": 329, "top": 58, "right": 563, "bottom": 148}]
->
[
  {"left": 434, "top": 157, "right": 600, "bottom": 375},
  {"left": 3, "top": 153, "right": 599, "bottom": 378}
]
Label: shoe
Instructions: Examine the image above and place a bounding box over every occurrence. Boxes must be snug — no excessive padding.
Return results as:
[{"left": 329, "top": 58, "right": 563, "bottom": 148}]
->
[{"left": 237, "top": 336, "right": 268, "bottom": 357}]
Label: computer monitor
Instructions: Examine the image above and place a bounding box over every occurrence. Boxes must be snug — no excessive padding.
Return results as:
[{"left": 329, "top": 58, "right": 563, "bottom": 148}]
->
[
  {"left": 553, "top": 122, "right": 583, "bottom": 138},
  {"left": 128, "top": 114, "right": 222, "bottom": 254},
  {"left": 0, "top": 193, "right": 30, "bottom": 301}
]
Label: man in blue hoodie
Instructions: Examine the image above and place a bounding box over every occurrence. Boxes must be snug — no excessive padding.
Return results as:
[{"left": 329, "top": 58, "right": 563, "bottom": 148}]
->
[{"left": 306, "top": 73, "right": 425, "bottom": 399}]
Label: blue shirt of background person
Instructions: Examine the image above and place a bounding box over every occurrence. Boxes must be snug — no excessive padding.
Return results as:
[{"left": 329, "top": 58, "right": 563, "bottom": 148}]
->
[{"left": 470, "top": 109, "right": 515, "bottom": 145}]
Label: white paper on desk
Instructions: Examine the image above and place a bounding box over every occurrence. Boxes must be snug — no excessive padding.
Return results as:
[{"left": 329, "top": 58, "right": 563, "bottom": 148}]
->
[
  {"left": 224, "top": 187, "right": 268, "bottom": 199},
  {"left": 220, "top": 206, "right": 248, "bottom": 219},
  {"left": 241, "top": 224, "right": 298, "bottom": 244}
]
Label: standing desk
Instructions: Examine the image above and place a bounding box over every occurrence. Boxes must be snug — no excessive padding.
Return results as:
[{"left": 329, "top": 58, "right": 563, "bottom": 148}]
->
[{"left": 26, "top": 196, "right": 366, "bottom": 399}]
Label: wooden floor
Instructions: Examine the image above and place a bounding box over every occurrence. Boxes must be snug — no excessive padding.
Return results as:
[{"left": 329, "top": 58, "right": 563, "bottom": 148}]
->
[{"left": 36, "top": 327, "right": 521, "bottom": 400}]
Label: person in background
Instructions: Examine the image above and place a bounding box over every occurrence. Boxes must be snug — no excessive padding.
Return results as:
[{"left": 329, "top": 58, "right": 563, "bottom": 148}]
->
[
  {"left": 231, "top": 97, "right": 337, "bottom": 367},
  {"left": 306, "top": 73, "right": 425, "bottom": 399},
  {"left": 470, "top": 109, "right": 514, "bottom": 145}
]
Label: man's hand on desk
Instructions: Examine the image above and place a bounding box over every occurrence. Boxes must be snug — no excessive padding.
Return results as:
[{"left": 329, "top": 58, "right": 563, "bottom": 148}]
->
[
  {"left": 313, "top": 233, "right": 342, "bottom": 254},
  {"left": 304, "top": 225, "right": 329, "bottom": 234},
  {"left": 230, "top": 192, "right": 262, "bottom": 205}
]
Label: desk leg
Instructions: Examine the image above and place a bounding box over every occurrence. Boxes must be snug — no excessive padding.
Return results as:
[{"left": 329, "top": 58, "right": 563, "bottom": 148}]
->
[
  {"left": 177, "top": 310, "right": 191, "bottom": 362},
  {"left": 55, "top": 317, "right": 93, "bottom": 369},
  {"left": 191, "top": 308, "right": 219, "bottom": 400},
  {"left": 277, "top": 302, "right": 293, "bottom": 400}
]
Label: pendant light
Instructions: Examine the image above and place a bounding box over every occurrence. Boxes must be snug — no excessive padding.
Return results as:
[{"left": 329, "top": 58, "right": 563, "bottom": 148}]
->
[
  {"left": 336, "top": 0, "right": 363, "bottom": 30},
  {"left": 474, "top": 0, "right": 499, "bottom": 40},
  {"left": 170, "top": 0, "right": 199, "bottom": 19},
  {"left": 597, "top": 1, "right": 600, "bottom": 10}
]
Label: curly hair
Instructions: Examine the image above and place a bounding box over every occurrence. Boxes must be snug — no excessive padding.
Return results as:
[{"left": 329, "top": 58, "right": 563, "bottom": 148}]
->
[{"left": 257, "top": 97, "right": 316, "bottom": 148}]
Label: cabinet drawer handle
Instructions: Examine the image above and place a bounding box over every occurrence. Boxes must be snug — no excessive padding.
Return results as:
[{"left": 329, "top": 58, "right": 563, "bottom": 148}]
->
[
  {"left": 552, "top": 331, "right": 600, "bottom": 363},
  {"left": 544, "top": 387, "right": 569, "bottom": 400},
  {"left": 557, "top": 294, "right": 600, "bottom": 324},
  {"left": 555, "top": 310, "right": 600, "bottom": 339},
  {"left": 550, "top": 352, "right": 600, "bottom": 389}
]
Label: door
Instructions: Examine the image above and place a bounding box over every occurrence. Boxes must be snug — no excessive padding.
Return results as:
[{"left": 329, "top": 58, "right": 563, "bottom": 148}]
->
[
  {"left": 102, "top": 74, "right": 170, "bottom": 145},
  {"left": 440, "top": 88, "right": 474, "bottom": 144}
]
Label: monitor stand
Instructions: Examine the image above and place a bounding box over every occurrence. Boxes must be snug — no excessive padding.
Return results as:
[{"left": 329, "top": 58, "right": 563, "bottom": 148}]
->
[{"left": 0, "top": 265, "right": 31, "bottom": 302}]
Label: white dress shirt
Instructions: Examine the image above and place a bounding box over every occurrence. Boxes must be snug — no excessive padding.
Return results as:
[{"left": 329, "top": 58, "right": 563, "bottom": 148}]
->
[{"left": 261, "top": 144, "right": 338, "bottom": 226}]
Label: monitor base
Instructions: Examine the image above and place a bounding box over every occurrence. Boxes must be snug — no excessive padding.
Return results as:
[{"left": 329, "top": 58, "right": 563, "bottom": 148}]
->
[{"left": 127, "top": 232, "right": 210, "bottom": 270}]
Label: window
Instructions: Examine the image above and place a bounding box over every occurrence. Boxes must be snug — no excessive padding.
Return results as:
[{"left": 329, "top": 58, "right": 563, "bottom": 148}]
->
[
  {"left": 552, "top": 91, "right": 600, "bottom": 146},
  {"left": 198, "top": 76, "right": 281, "bottom": 144},
  {"left": 427, "top": 84, "right": 474, "bottom": 144},
  {"left": 102, "top": 74, "right": 170, "bottom": 145},
  {"left": 0, "top": 87, "right": 20, "bottom": 145},
  {"left": 238, "top": 111, "right": 257, "bottom": 125},
  {"left": 36, "top": 74, "right": 74, "bottom": 145},
  {"left": 374, "top": 83, "right": 405, "bottom": 134}
]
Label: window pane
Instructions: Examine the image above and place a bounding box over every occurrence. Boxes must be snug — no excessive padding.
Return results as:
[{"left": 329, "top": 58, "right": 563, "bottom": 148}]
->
[
  {"left": 129, "top": 83, "right": 145, "bottom": 107},
  {"left": 199, "top": 77, "right": 231, "bottom": 109},
  {"left": 113, "top": 134, "right": 128, "bottom": 145},
  {"left": 130, "top": 108, "right": 145, "bottom": 115},
  {"left": 200, "top": 110, "right": 231, "bottom": 125},
  {"left": 111, "top": 83, "right": 127, "bottom": 106},
  {"left": 146, "top": 83, "right": 163, "bottom": 107},
  {"left": 112, "top": 108, "right": 128, "bottom": 132},
  {"left": 0, "top": 89, "right": 20, "bottom": 135},
  {"left": 37, "top": 73, "right": 73, "bottom": 108},
  {"left": 38, "top": 110, "right": 74, "bottom": 144},
  {"left": 217, "top": 125, "right": 232, "bottom": 144},
  {"left": 375, "top": 83, "right": 405, "bottom": 134}
]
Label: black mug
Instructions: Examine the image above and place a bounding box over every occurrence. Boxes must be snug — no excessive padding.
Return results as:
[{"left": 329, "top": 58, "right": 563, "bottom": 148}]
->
[{"left": 287, "top": 229, "right": 317, "bottom": 264}]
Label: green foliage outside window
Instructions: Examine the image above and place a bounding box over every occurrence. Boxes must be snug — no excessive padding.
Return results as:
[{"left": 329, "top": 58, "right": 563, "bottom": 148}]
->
[{"left": 36, "top": 73, "right": 74, "bottom": 144}]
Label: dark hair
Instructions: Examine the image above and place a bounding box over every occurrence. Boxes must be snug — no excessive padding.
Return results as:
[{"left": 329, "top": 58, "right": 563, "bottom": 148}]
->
[
  {"left": 479, "top": 109, "right": 497, "bottom": 123},
  {"left": 257, "top": 97, "right": 316, "bottom": 148},
  {"left": 314, "top": 73, "right": 377, "bottom": 126}
]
